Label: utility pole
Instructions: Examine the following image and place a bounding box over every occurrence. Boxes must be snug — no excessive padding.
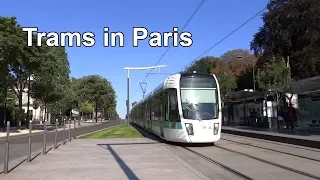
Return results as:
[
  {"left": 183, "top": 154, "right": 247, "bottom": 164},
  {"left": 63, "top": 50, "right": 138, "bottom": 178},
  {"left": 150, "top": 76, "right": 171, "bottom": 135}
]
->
[
  {"left": 26, "top": 73, "right": 31, "bottom": 128},
  {"left": 253, "top": 63, "right": 256, "bottom": 91},
  {"left": 124, "top": 65, "right": 167, "bottom": 126}
]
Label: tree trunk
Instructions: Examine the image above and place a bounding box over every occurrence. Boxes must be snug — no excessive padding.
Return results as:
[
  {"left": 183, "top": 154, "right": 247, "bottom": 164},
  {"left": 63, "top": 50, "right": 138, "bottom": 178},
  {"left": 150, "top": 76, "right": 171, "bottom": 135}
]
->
[{"left": 18, "top": 90, "right": 23, "bottom": 129}]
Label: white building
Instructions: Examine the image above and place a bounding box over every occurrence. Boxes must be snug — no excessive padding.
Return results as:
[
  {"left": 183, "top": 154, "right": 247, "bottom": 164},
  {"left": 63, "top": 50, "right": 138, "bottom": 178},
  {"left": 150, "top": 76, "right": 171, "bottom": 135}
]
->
[{"left": 10, "top": 75, "right": 48, "bottom": 123}]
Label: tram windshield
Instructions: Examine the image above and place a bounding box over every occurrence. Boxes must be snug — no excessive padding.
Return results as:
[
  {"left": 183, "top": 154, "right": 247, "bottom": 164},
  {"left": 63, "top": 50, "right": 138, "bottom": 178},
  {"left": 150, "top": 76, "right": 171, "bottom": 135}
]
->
[
  {"left": 180, "top": 88, "right": 219, "bottom": 120},
  {"left": 180, "top": 73, "right": 219, "bottom": 120}
]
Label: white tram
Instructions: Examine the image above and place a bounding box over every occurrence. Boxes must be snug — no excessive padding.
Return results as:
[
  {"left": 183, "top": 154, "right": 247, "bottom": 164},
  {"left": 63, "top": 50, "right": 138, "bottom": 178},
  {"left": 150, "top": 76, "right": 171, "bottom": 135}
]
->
[{"left": 130, "top": 72, "right": 222, "bottom": 143}]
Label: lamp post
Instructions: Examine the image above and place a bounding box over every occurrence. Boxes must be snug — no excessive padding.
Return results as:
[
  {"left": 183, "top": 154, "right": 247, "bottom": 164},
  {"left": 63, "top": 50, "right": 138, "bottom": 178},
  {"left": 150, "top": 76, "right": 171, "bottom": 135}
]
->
[{"left": 124, "top": 65, "right": 167, "bottom": 125}]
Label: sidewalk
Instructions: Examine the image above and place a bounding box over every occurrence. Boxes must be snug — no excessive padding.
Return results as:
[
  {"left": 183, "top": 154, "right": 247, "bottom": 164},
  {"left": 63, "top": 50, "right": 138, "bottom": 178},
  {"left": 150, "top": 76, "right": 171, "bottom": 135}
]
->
[
  {"left": 222, "top": 126, "right": 320, "bottom": 149},
  {"left": 0, "top": 138, "right": 210, "bottom": 180},
  {"left": 0, "top": 120, "right": 108, "bottom": 138}
]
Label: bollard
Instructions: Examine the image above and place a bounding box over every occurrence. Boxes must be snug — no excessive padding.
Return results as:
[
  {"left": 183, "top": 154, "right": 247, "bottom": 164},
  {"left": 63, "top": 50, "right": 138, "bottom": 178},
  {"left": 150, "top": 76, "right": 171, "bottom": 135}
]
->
[
  {"left": 62, "top": 118, "right": 65, "bottom": 145},
  {"left": 68, "top": 118, "right": 71, "bottom": 142},
  {"left": 43, "top": 120, "right": 47, "bottom": 154},
  {"left": 54, "top": 119, "right": 58, "bottom": 149},
  {"left": 27, "top": 120, "right": 32, "bottom": 162},
  {"left": 74, "top": 118, "right": 76, "bottom": 139},
  {"left": 4, "top": 121, "right": 10, "bottom": 174}
]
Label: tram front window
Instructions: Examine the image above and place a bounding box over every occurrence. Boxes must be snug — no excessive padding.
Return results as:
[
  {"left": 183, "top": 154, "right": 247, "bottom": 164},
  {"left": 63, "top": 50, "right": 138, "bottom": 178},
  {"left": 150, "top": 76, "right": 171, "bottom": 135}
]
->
[{"left": 181, "top": 88, "right": 218, "bottom": 120}]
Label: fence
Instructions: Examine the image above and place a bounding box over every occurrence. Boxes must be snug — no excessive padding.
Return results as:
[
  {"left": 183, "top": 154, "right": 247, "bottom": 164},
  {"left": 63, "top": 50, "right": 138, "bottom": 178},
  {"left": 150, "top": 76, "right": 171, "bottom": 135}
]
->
[{"left": 2, "top": 117, "right": 78, "bottom": 174}]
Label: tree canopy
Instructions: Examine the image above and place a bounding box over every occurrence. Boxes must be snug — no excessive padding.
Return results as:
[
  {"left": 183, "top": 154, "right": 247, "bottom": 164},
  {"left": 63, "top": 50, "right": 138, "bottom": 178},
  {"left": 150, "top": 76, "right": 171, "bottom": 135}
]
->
[
  {"left": 0, "top": 16, "right": 119, "bottom": 128},
  {"left": 184, "top": 49, "right": 258, "bottom": 95},
  {"left": 256, "top": 56, "right": 292, "bottom": 91},
  {"left": 250, "top": 0, "right": 320, "bottom": 80}
]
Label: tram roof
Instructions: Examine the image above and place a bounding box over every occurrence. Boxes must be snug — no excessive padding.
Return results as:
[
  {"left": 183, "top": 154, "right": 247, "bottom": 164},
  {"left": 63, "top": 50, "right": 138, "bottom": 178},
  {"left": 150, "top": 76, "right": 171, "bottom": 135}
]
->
[
  {"left": 267, "top": 75, "right": 320, "bottom": 95},
  {"left": 224, "top": 89, "right": 265, "bottom": 103},
  {"left": 132, "top": 72, "right": 217, "bottom": 109}
]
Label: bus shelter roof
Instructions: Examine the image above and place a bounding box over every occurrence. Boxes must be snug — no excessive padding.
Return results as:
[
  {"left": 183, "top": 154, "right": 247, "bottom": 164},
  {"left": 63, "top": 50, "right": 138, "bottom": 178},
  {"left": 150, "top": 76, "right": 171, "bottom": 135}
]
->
[
  {"left": 267, "top": 75, "right": 320, "bottom": 95},
  {"left": 224, "top": 89, "right": 265, "bottom": 103}
]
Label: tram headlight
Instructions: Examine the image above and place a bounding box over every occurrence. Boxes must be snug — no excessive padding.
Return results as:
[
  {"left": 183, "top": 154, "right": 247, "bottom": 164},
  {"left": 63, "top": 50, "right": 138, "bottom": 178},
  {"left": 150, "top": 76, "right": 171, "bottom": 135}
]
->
[
  {"left": 185, "top": 123, "right": 194, "bottom": 135},
  {"left": 213, "top": 123, "right": 219, "bottom": 135}
]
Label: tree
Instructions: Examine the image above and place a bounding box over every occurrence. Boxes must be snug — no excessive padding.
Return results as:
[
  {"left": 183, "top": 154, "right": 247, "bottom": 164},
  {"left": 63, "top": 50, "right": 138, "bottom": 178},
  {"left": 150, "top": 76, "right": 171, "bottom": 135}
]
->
[
  {"left": 236, "top": 69, "right": 254, "bottom": 90},
  {"left": 256, "top": 56, "right": 292, "bottom": 91},
  {"left": 215, "top": 72, "right": 237, "bottom": 96},
  {"left": 31, "top": 45, "right": 70, "bottom": 121},
  {"left": 79, "top": 101, "right": 94, "bottom": 119},
  {"left": 185, "top": 56, "right": 216, "bottom": 73},
  {"left": 250, "top": 0, "right": 320, "bottom": 80},
  {"left": 185, "top": 56, "right": 237, "bottom": 95},
  {"left": 220, "top": 49, "right": 257, "bottom": 77},
  {"left": 78, "top": 75, "right": 116, "bottom": 122},
  {"left": 0, "top": 16, "right": 41, "bottom": 128}
]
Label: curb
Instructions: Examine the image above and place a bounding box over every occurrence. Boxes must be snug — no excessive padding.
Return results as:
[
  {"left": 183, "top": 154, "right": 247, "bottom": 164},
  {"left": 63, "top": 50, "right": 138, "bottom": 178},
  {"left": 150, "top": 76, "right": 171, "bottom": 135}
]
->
[
  {"left": 0, "top": 122, "right": 108, "bottom": 140},
  {"left": 222, "top": 128, "right": 320, "bottom": 149}
]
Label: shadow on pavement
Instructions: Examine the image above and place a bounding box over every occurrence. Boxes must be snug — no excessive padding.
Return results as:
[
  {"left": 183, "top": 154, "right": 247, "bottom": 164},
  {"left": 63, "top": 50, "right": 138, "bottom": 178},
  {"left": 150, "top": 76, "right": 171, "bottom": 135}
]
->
[{"left": 98, "top": 144, "right": 140, "bottom": 180}]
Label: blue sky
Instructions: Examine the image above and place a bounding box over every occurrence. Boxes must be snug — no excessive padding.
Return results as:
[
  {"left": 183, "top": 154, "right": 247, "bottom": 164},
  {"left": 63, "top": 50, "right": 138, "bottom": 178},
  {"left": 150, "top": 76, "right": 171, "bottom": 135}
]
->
[{"left": 1, "top": 0, "right": 269, "bottom": 119}]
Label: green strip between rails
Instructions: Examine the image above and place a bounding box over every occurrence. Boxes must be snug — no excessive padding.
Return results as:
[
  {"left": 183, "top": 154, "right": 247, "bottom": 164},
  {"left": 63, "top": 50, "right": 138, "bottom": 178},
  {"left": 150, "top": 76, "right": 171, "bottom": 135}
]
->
[{"left": 79, "top": 124, "right": 144, "bottom": 139}]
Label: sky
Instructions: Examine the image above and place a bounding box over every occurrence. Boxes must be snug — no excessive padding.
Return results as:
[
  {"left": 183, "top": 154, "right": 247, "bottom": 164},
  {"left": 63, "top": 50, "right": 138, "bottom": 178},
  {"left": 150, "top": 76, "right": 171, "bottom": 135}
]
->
[{"left": 1, "top": 0, "right": 269, "bottom": 119}]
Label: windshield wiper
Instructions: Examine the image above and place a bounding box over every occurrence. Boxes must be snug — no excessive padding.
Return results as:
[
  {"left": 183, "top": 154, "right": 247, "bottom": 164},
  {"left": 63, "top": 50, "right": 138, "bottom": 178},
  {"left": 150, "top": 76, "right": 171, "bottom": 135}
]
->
[{"left": 186, "top": 107, "right": 202, "bottom": 122}]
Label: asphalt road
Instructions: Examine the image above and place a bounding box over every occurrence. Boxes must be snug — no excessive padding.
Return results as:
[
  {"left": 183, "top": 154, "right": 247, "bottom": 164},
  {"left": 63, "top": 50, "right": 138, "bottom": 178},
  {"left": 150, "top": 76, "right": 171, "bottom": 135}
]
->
[{"left": 0, "top": 119, "right": 124, "bottom": 172}]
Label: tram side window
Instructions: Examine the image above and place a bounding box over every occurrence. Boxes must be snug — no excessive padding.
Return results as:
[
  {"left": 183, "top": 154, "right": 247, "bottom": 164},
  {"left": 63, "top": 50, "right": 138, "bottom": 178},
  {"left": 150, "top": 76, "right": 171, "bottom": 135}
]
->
[
  {"left": 159, "top": 93, "right": 164, "bottom": 120},
  {"left": 167, "top": 89, "right": 180, "bottom": 122},
  {"left": 142, "top": 102, "right": 146, "bottom": 119},
  {"left": 139, "top": 105, "right": 143, "bottom": 119},
  {"left": 145, "top": 101, "right": 149, "bottom": 120},
  {"left": 165, "top": 92, "right": 169, "bottom": 121},
  {"left": 151, "top": 93, "right": 162, "bottom": 121}
]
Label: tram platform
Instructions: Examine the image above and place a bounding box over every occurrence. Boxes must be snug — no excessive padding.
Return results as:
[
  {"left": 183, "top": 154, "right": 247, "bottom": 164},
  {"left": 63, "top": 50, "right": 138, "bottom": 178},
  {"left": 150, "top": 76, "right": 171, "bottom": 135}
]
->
[{"left": 222, "top": 126, "right": 320, "bottom": 149}]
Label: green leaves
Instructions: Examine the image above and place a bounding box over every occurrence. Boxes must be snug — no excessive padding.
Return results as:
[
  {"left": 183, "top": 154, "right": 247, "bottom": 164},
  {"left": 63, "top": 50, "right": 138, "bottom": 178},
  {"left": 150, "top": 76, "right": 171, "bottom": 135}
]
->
[
  {"left": 80, "top": 101, "right": 94, "bottom": 113},
  {"left": 250, "top": 0, "right": 320, "bottom": 80},
  {"left": 256, "top": 56, "right": 292, "bottom": 91},
  {"left": 1, "top": 16, "right": 119, "bottom": 122},
  {"left": 74, "top": 75, "right": 117, "bottom": 118}
]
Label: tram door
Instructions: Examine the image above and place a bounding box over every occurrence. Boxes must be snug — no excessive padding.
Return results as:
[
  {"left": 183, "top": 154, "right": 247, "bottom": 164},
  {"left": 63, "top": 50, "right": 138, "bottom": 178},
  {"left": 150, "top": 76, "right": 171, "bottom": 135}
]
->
[
  {"left": 160, "top": 91, "right": 168, "bottom": 137},
  {"left": 144, "top": 102, "right": 147, "bottom": 129}
]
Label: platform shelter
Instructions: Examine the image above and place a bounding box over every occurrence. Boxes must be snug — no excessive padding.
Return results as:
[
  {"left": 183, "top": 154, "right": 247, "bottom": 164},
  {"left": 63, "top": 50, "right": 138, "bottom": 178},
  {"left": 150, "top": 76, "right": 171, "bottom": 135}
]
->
[
  {"left": 267, "top": 75, "right": 320, "bottom": 129},
  {"left": 222, "top": 89, "right": 277, "bottom": 128}
]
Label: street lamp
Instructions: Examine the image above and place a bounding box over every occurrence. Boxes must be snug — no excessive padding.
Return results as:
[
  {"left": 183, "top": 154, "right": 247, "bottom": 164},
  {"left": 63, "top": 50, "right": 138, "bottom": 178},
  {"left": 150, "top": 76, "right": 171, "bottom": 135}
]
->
[{"left": 124, "top": 65, "right": 167, "bottom": 125}]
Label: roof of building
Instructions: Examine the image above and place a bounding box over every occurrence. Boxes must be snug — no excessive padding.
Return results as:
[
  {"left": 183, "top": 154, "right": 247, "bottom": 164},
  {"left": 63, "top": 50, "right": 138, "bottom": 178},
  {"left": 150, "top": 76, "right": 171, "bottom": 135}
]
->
[
  {"left": 223, "top": 89, "right": 265, "bottom": 103},
  {"left": 268, "top": 75, "right": 320, "bottom": 95}
]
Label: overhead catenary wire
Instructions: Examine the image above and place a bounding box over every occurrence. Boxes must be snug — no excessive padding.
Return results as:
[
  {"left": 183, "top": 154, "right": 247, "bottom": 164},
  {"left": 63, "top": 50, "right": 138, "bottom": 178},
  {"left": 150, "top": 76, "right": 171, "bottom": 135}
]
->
[
  {"left": 176, "top": 5, "right": 269, "bottom": 74},
  {"left": 131, "top": 0, "right": 207, "bottom": 99}
]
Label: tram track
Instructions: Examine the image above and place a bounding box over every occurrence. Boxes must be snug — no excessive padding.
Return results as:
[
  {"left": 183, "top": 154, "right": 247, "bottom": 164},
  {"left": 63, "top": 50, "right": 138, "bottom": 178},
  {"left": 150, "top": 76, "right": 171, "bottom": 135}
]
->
[
  {"left": 223, "top": 133, "right": 320, "bottom": 153},
  {"left": 214, "top": 144, "right": 320, "bottom": 180},
  {"left": 181, "top": 146, "right": 254, "bottom": 180},
  {"left": 132, "top": 124, "right": 320, "bottom": 179},
  {"left": 133, "top": 124, "right": 255, "bottom": 179},
  {"left": 221, "top": 137, "right": 320, "bottom": 163}
]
